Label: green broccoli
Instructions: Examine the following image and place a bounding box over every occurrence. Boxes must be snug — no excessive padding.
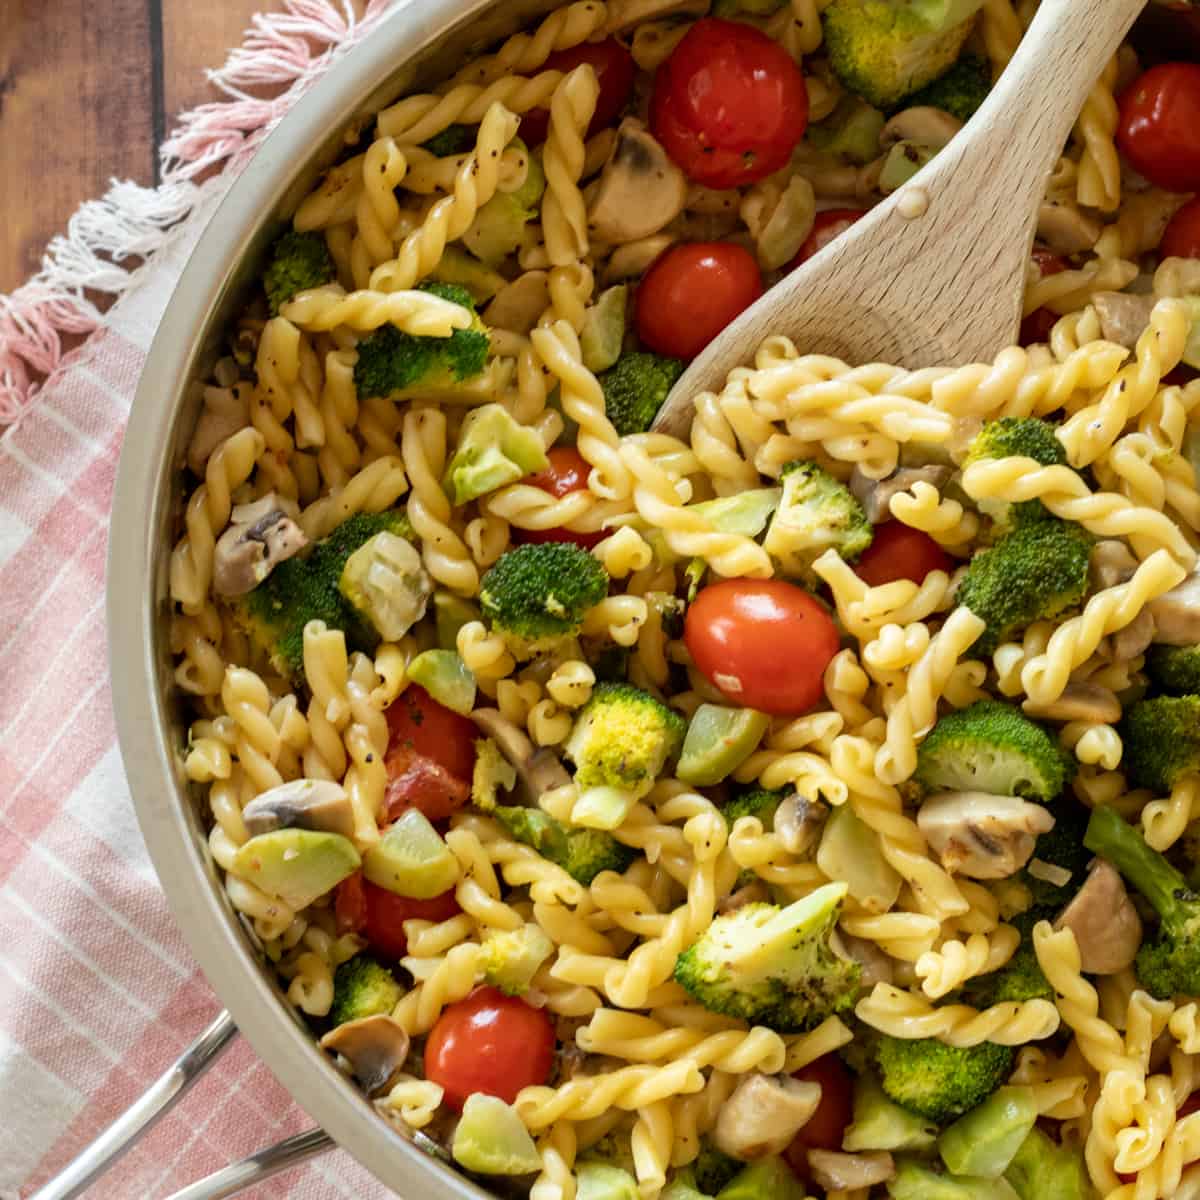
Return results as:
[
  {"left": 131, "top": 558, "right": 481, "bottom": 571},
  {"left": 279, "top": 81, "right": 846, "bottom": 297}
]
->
[
  {"left": 807, "top": 94, "right": 887, "bottom": 164},
  {"left": 577, "top": 1125, "right": 638, "bottom": 1178},
  {"left": 339, "top": 529, "right": 431, "bottom": 641},
  {"left": 914, "top": 701, "right": 1073, "bottom": 802},
  {"left": 1019, "top": 798, "right": 1091, "bottom": 908},
  {"left": 1085, "top": 804, "right": 1200, "bottom": 999},
  {"left": 232, "top": 509, "right": 413, "bottom": 685},
  {"left": 330, "top": 955, "right": 404, "bottom": 1025},
  {"left": 443, "top": 403, "right": 549, "bottom": 504},
  {"left": 463, "top": 139, "right": 544, "bottom": 266},
  {"left": 673, "top": 883, "right": 862, "bottom": 1031},
  {"left": 1146, "top": 643, "right": 1200, "bottom": 695},
  {"left": 263, "top": 230, "right": 336, "bottom": 315},
  {"left": 964, "top": 417, "right": 1070, "bottom": 531},
  {"left": 875, "top": 1034, "right": 1013, "bottom": 1123},
  {"left": 1004, "top": 1126, "right": 1095, "bottom": 1200},
  {"left": 1120, "top": 695, "right": 1200, "bottom": 794},
  {"left": 966, "top": 934, "right": 1053, "bottom": 1007},
  {"left": 472, "top": 737, "right": 517, "bottom": 811},
  {"left": 691, "top": 1141, "right": 741, "bottom": 1194},
  {"left": 353, "top": 282, "right": 490, "bottom": 399},
  {"left": 490, "top": 804, "right": 636, "bottom": 885},
  {"left": 822, "top": 0, "right": 985, "bottom": 110},
  {"left": 480, "top": 542, "right": 610, "bottom": 658},
  {"left": 480, "top": 923, "right": 555, "bottom": 996},
  {"left": 764, "top": 459, "right": 873, "bottom": 581},
  {"left": 422, "top": 124, "right": 477, "bottom": 156},
  {"left": 599, "top": 352, "right": 686, "bottom": 436},
  {"left": 565, "top": 683, "right": 686, "bottom": 794},
  {"left": 722, "top": 787, "right": 788, "bottom": 828},
  {"left": 904, "top": 54, "right": 992, "bottom": 122},
  {"left": 956, "top": 518, "right": 1092, "bottom": 655}
]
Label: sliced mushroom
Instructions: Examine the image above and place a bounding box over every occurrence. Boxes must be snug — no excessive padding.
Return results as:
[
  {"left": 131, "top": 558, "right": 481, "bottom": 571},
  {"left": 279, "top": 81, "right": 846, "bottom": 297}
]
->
[
  {"left": 1023, "top": 682, "right": 1122, "bottom": 725},
  {"left": 917, "top": 792, "right": 1055, "bottom": 880},
  {"left": 807, "top": 1150, "right": 895, "bottom": 1191},
  {"left": 187, "top": 383, "right": 251, "bottom": 476},
  {"left": 605, "top": 0, "right": 708, "bottom": 33},
  {"left": 1036, "top": 200, "right": 1102, "bottom": 255},
  {"left": 483, "top": 271, "right": 550, "bottom": 336},
  {"left": 879, "top": 107, "right": 962, "bottom": 152},
  {"left": 242, "top": 779, "right": 355, "bottom": 838},
  {"left": 773, "top": 793, "right": 827, "bottom": 856},
  {"left": 1091, "top": 539, "right": 1139, "bottom": 591},
  {"left": 1055, "top": 858, "right": 1143, "bottom": 974},
  {"left": 320, "top": 1014, "right": 410, "bottom": 1096},
  {"left": 601, "top": 233, "right": 677, "bottom": 284},
  {"left": 587, "top": 120, "right": 688, "bottom": 245},
  {"left": 718, "top": 880, "right": 771, "bottom": 914},
  {"left": 849, "top": 464, "right": 953, "bottom": 525},
  {"left": 1148, "top": 568, "right": 1200, "bottom": 645},
  {"left": 833, "top": 930, "right": 894, "bottom": 989},
  {"left": 1111, "top": 607, "right": 1158, "bottom": 661},
  {"left": 472, "top": 708, "right": 571, "bottom": 803},
  {"left": 212, "top": 494, "right": 308, "bottom": 597},
  {"left": 713, "top": 1073, "right": 822, "bottom": 1161},
  {"left": 1091, "top": 290, "right": 1157, "bottom": 349}
]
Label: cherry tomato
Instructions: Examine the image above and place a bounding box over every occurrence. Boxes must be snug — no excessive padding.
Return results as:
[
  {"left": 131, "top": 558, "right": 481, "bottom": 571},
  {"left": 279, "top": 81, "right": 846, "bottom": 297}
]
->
[
  {"left": 386, "top": 685, "right": 476, "bottom": 782},
  {"left": 337, "top": 874, "right": 461, "bottom": 959},
  {"left": 684, "top": 579, "right": 840, "bottom": 716},
  {"left": 383, "top": 745, "right": 471, "bottom": 823},
  {"left": 514, "top": 446, "right": 604, "bottom": 550},
  {"left": 519, "top": 39, "right": 636, "bottom": 146},
  {"left": 1030, "top": 246, "right": 1067, "bottom": 277},
  {"left": 1117, "top": 64, "right": 1200, "bottom": 192},
  {"left": 650, "top": 18, "right": 808, "bottom": 189},
  {"left": 788, "top": 209, "right": 865, "bottom": 269},
  {"left": 637, "top": 242, "right": 763, "bottom": 359},
  {"left": 854, "top": 522, "right": 953, "bottom": 588},
  {"left": 1161, "top": 195, "right": 1200, "bottom": 259},
  {"left": 1019, "top": 246, "right": 1068, "bottom": 347},
  {"left": 425, "top": 986, "right": 556, "bottom": 1110},
  {"left": 783, "top": 1055, "right": 855, "bottom": 1174}
]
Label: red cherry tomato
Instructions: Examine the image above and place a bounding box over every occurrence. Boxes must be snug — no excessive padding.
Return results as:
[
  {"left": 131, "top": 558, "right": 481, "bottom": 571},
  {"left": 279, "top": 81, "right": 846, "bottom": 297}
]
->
[
  {"left": 1019, "top": 247, "right": 1068, "bottom": 347},
  {"left": 854, "top": 522, "right": 954, "bottom": 588},
  {"left": 683, "top": 579, "right": 840, "bottom": 716},
  {"left": 650, "top": 18, "right": 808, "bottom": 189},
  {"left": 519, "top": 38, "right": 636, "bottom": 146},
  {"left": 783, "top": 1055, "right": 855, "bottom": 1173},
  {"left": 1030, "top": 246, "right": 1067, "bottom": 277},
  {"left": 515, "top": 446, "right": 604, "bottom": 550},
  {"left": 341, "top": 875, "right": 461, "bottom": 959},
  {"left": 1162, "top": 196, "right": 1200, "bottom": 259},
  {"left": 788, "top": 209, "right": 865, "bottom": 269},
  {"left": 425, "top": 986, "right": 556, "bottom": 1110},
  {"left": 1117, "top": 64, "right": 1200, "bottom": 192},
  {"left": 386, "top": 685, "right": 476, "bottom": 781},
  {"left": 637, "top": 242, "right": 763, "bottom": 359},
  {"left": 383, "top": 746, "right": 471, "bottom": 823}
]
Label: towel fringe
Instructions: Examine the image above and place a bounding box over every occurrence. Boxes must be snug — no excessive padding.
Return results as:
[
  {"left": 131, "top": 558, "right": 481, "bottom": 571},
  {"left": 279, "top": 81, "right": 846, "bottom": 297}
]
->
[{"left": 0, "top": 0, "right": 393, "bottom": 426}]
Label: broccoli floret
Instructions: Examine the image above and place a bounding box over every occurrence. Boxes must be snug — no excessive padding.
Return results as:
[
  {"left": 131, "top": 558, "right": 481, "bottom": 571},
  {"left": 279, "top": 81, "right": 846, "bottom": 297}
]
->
[
  {"left": 472, "top": 737, "right": 517, "bottom": 811},
  {"left": 599, "top": 352, "right": 685, "bottom": 436},
  {"left": 1005, "top": 1126, "right": 1094, "bottom": 1200},
  {"left": 875, "top": 1035, "right": 1013, "bottom": 1123},
  {"left": 764, "top": 459, "right": 872, "bottom": 581},
  {"left": 353, "top": 283, "right": 490, "bottom": 399},
  {"left": 673, "top": 883, "right": 861, "bottom": 1031},
  {"left": 808, "top": 94, "right": 887, "bottom": 164},
  {"left": 329, "top": 955, "right": 404, "bottom": 1025},
  {"left": 691, "top": 1142, "right": 741, "bottom": 1195},
  {"left": 443, "top": 403, "right": 549, "bottom": 504},
  {"left": 1020, "top": 797, "right": 1091, "bottom": 908},
  {"left": 1147, "top": 643, "right": 1200, "bottom": 695},
  {"left": 956, "top": 518, "right": 1092, "bottom": 655},
  {"left": 1085, "top": 804, "right": 1200, "bottom": 999},
  {"left": 263, "top": 230, "right": 335, "bottom": 315},
  {"left": 339, "top": 530, "right": 431, "bottom": 641},
  {"left": 578, "top": 1125, "right": 638, "bottom": 1178},
  {"left": 491, "top": 804, "right": 636, "bottom": 885},
  {"left": 480, "top": 542, "right": 610, "bottom": 658},
  {"left": 233, "top": 510, "right": 413, "bottom": 684},
  {"left": 965, "top": 417, "right": 1070, "bottom": 531},
  {"left": 914, "top": 701, "right": 1073, "bottom": 802},
  {"left": 722, "top": 787, "right": 788, "bottom": 828},
  {"left": 904, "top": 54, "right": 991, "bottom": 121},
  {"left": 966, "top": 935, "right": 1053, "bottom": 1008},
  {"left": 565, "top": 683, "right": 686, "bottom": 795},
  {"left": 1120, "top": 695, "right": 1200, "bottom": 794},
  {"left": 480, "top": 923, "right": 554, "bottom": 996},
  {"left": 822, "top": 0, "right": 985, "bottom": 110},
  {"left": 422, "top": 124, "right": 477, "bottom": 156}
]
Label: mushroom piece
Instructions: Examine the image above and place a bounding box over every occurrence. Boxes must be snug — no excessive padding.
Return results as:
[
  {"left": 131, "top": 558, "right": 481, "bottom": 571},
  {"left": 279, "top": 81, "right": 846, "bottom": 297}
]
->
[
  {"left": 718, "top": 880, "right": 771, "bottom": 914},
  {"left": 773, "top": 793, "right": 828, "bottom": 856},
  {"left": 186, "top": 383, "right": 251, "bottom": 476},
  {"left": 483, "top": 271, "right": 550, "bottom": 335},
  {"left": 1023, "top": 682, "right": 1122, "bottom": 725},
  {"left": 807, "top": 1150, "right": 895, "bottom": 1191},
  {"left": 587, "top": 120, "right": 689, "bottom": 245},
  {"left": 1090, "top": 539, "right": 1139, "bottom": 591},
  {"left": 849, "top": 464, "right": 953, "bottom": 525},
  {"left": 1149, "top": 568, "right": 1200, "bottom": 645},
  {"left": 472, "top": 708, "right": 571, "bottom": 803},
  {"left": 601, "top": 233, "right": 677, "bottom": 284},
  {"left": 1109, "top": 607, "right": 1157, "bottom": 661},
  {"left": 917, "top": 792, "right": 1055, "bottom": 880},
  {"left": 713, "top": 1073, "right": 822, "bottom": 1161},
  {"left": 1036, "top": 200, "right": 1102, "bottom": 255},
  {"left": 320, "top": 1014, "right": 410, "bottom": 1096},
  {"left": 833, "top": 930, "right": 894, "bottom": 989},
  {"left": 605, "top": 0, "right": 708, "bottom": 33},
  {"left": 1091, "top": 290, "right": 1157, "bottom": 349},
  {"left": 212, "top": 494, "right": 308, "bottom": 597},
  {"left": 1054, "top": 858, "right": 1143, "bottom": 975},
  {"left": 241, "top": 779, "right": 356, "bottom": 839},
  {"left": 879, "top": 107, "right": 963, "bottom": 152}
]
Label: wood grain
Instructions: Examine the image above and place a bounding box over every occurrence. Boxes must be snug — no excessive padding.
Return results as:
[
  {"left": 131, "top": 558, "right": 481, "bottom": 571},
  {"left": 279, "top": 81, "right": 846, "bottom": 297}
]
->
[{"left": 161, "top": 3, "right": 262, "bottom": 124}]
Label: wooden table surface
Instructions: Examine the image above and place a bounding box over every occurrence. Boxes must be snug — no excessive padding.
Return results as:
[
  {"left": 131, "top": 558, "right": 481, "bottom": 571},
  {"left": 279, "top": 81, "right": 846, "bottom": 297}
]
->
[{"left": 0, "top": 0, "right": 270, "bottom": 295}]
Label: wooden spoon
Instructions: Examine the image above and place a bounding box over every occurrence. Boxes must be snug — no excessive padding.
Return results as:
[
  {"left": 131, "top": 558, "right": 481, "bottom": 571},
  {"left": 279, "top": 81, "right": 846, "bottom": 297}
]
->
[{"left": 651, "top": 0, "right": 1144, "bottom": 438}]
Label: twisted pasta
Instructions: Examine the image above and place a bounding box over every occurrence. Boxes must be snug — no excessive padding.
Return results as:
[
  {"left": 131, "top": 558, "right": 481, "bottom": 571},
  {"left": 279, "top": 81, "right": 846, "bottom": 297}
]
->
[{"left": 856, "top": 983, "right": 1061, "bottom": 1047}]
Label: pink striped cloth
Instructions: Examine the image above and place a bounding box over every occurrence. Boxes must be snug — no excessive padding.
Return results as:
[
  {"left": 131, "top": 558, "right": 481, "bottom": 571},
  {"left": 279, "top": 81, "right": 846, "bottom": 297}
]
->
[{"left": 0, "top": 4, "right": 404, "bottom": 1195}]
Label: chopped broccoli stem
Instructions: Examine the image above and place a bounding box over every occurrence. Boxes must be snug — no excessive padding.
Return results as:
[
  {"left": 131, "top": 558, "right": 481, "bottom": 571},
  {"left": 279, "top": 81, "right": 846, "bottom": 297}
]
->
[
  {"left": 263, "top": 230, "right": 335, "bottom": 315},
  {"left": 599, "top": 352, "right": 685, "bottom": 436},
  {"left": 1146, "top": 642, "right": 1200, "bottom": 695},
  {"left": 491, "top": 804, "right": 636, "bottom": 885},
  {"left": 480, "top": 923, "right": 554, "bottom": 996},
  {"left": 905, "top": 54, "right": 992, "bottom": 122},
  {"left": 1120, "top": 695, "right": 1200, "bottom": 793},
  {"left": 875, "top": 1034, "right": 1014, "bottom": 1123},
  {"left": 330, "top": 955, "right": 404, "bottom": 1025}
]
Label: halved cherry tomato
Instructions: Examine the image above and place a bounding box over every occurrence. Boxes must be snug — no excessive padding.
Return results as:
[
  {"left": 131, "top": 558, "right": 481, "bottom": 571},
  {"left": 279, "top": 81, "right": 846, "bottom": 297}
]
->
[
  {"left": 383, "top": 745, "right": 471, "bottom": 823},
  {"left": 515, "top": 446, "right": 604, "bottom": 550},
  {"left": 854, "top": 522, "right": 953, "bottom": 588},
  {"left": 386, "top": 685, "right": 476, "bottom": 781},
  {"left": 336, "top": 873, "right": 461, "bottom": 958},
  {"left": 1030, "top": 246, "right": 1067, "bottom": 277},
  {"left": 425, "top": 986, "right": 556, "bottom": 1110},
  {"left": 783, "top": 1055, "right": 855, "bottom": 1174},
  {"left": 684, "top": 579, "right": 840, "bottom": 716},
  {"left": 788, "top": 209, "right": 865, "bottom": 269},
  {"left": 1117, "top": 63, "right": 1200, "bottom": 192},
  {"left": 637, "top": 242, "right": 763, "bottom": 359},
  {"left": 519, "top": 38, "right": 636, "bottom": 146},
  {"left": 1019, "top": 246, "right": 1069, "bottom": 347},
  {"left": 650, "top": 18, "right": 808, "bottom": 189},
  {"left": 1161, "top": 195, "right": 1200, "bottom": 259}
]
